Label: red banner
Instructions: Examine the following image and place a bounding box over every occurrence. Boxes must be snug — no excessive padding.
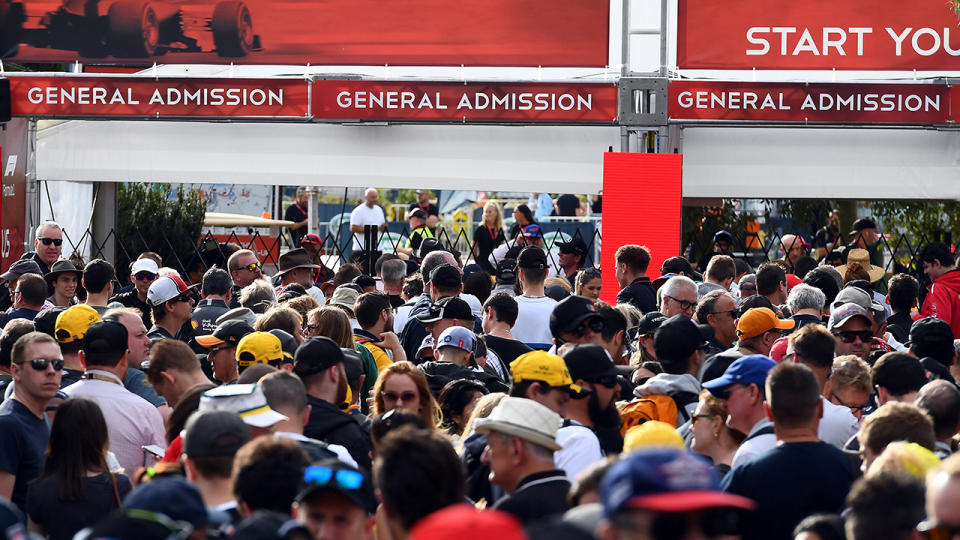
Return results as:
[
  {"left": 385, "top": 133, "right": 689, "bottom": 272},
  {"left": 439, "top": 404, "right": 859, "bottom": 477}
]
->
[
  {"left": 8, "top": 77, "right": 309, "bottom": 118},
  {"left": 312, "top": 81, "right": 619, "bottom": 123},
  {"left": 678, "top": 0, "right": 960, "bottom": 70},
  {"left": 0, "top": 120, "right": 29, "bottom": 270},
  {"left": 5, "top": 0, "right": 609, "bottom": 67},
  {"left": 669, "top": 81, "right": 951, "bottom": 124}
]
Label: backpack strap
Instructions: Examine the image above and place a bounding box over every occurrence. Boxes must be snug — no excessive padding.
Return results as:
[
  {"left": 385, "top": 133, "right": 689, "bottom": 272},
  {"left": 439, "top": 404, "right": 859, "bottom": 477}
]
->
[{"left": 744, "top": 425, "right": 776, "bottom": 442}]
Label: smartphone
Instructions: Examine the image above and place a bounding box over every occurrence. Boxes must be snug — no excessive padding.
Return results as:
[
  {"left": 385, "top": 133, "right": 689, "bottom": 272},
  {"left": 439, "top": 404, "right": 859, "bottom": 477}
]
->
[{"left": 142, "top": 445, "right": 165, "bottom": 458}]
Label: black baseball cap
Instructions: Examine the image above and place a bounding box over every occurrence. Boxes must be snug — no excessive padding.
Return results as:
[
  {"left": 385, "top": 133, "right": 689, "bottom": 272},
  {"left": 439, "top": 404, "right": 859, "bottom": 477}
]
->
[
  {"left": 82, "top": 321, "right": 129, "bottom": 356},
  {"left": 660, "top": 257, "right": 702, "bottom": 281},
  {"left": 852, "top": 218, "right": 877, "bottom": 232},
  {"left": 196, "top": 319, "right": 255, "bottom": 348},
  {"left": 550, "top": 295, "right": 601, "bottom": 339},
  {"left": 296, "top": 458, "right": 377, "bottom": 514},
  {"left": 183, "top": 410, "right": 251, "bottom": 458},
  {"left": 636, "top": 311, "right": 667, "bottom": 336},
  {"left": 416, "top": 296, "right": 473, "bottom": 324},
  {"left": 409, "top": 208, "right": 427, "bottom": 220},
  {"left": 268, "top": 329, "right": 298, "bottom": 363},
  {"left": 293, "top": 336, "right": 344, "bottom": 377},
  {"left": 517, "top": 246, "right": 548, "bottom": 270},
  {"left": 417, "top": 238, "right": 443, "bottom": 260},
  {"left": 563, "top": 344, "right": 619, "bottom": 383},
  {"left": 496, "top": 259, "right": 517, "bottom": 283},
  {"left": 653, "top": 315, "right": 714, "bottom": 362},
  {"left": 909, "top": 317, "right": 954, "bottom": 348},
  {"left": 558, "top": 238, "right": 588, "bottom": 257},
  {"left": 430, "top": 264, "right": 462, "bottom": 290},
  {"left": 341, "top": 347, "right": 363, "bottom": 385},
  {"left": 33, "top": 306, "right": 68, "bottom": 338}
]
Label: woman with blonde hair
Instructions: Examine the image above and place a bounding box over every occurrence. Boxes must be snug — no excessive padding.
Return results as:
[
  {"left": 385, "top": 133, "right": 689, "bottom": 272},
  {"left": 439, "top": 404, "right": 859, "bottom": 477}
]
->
[
  {"left": 372, "top": 361, "right": 442, "bottom": 429},
  {"left": 472, "top": 201, "right": 506, "bottom": 273},
  {"left": 690, "top": 389, "right": 746, "bottom": 476}
]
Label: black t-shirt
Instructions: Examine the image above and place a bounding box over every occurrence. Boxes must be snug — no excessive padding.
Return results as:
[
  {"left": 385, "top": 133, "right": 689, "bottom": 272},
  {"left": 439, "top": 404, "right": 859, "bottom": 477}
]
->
[
  {"left": 408, "top": 202, "right": 439, "bottom": 218},
  {"left": 27, "top": 472, "right": 132, "bottom": 540},
  {"left": 722, "top": 441, "right": 854, "bottom": 540},
  {"left": 0, "top": 399, "right": 50, "bottom": 512},
  {"left": 554, "top": 194, "right": 581, "bottom": 216},
  {"left": 388, "top": 294, "right": 405, "bottom": 309},
  {"left": 492, "top": 470, "right": 570, "bottom": 524},
  {"left": 483, "top": 334, "right": 533, "bottom": 366},
  {"left": 474, "top": 225, "right": 505, "bottom": 273},
  {"left": 109, "top": 290, "right": 152, "bottom": 330},
  {"left": 192, "top": 299, "right": 230, "bottom": 337},
  {"left": 813, "top": 225, "right": 839, "bottom": 250},
  {"left": 284, "top": 202, "right": 309, "bottom": 246}
]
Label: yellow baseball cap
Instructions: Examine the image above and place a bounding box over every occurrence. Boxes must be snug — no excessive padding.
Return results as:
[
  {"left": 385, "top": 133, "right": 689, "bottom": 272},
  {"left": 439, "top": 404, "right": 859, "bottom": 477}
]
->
[
  {"left": 236, "top": 332, "right": 284, "bottom": 368},
  {"left": 510, "top": 350, "right": 588, "bottom": 397},
  {"left": 623, "top": 421, "right": 685, "bottom": 452},
  {"left": 55, "top": 305, "right": 102, "bottom": 343}
]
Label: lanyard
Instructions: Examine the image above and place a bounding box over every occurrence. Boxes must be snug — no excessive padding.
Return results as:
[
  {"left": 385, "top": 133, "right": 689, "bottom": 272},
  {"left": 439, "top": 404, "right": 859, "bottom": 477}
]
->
[{"left": 85, "top": 372, "right": 122, "bottom": 386}]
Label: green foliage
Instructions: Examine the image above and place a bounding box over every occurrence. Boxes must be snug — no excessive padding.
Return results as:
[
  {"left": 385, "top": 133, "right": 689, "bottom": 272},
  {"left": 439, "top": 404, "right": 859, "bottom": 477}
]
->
[
  {"left": 871, "top": 201, "right": 960, "bottom": 244},
  {"left": 116, "top": 183, "right": 206, "bottom": 281},
  {"left": 681, "top": 200, "right": 755, "bottom": 256}
]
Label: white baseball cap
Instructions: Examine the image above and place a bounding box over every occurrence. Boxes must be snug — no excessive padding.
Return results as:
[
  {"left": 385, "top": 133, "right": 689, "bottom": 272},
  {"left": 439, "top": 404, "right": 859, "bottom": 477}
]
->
[
  {"left": 199, "top": 383, "right": 288, "bottom": 428},
  {"left": 130, "top": 258, "right": 160, "bottom": 276},
  {"left": 147, "top": 275, "right": 198, "bottom": 306}
]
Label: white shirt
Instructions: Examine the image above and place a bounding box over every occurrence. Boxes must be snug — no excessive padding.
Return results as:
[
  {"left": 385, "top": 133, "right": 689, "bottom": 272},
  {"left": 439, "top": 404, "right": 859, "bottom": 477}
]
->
[
  {"left": 306, "top": 286, "right": 326, "bottom": 306},
  {"left": 818, "top": 397, "right": 860, "bottom": 448},
  {"left": 394, "top": 304, "right": 413, "bottom": 333},
  {"left": 555, "top": 422, "right": 604, "bottom": 481},
  {"left": 512, "top": 295, "right": 558, "bottom": 347},
  {"left": 62, "top": 369, "right": 166, "bottom": 475},
  {"left": 731, "top": 418, "right": 776, "bottom": 469},
  {"left": 349, "top": 204, "right": 386, "bottom": 251},
  {"left": 274, "top": 431, "right": 358, "bottom": 468},
  {"left": 460, "top": 293, "right": 483, "bottom": 317}
]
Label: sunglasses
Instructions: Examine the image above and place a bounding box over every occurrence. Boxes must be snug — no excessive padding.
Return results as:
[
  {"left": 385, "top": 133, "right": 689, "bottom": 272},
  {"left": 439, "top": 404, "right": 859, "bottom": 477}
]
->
[
  {"left": 382, "top": 391, "right": 418, "bottom": 402},
  {"left": 833, "top": 330, "right": 873, "bottom": 344},
  {"left": 665, "top": 295, "right": 697, "bottom": 311},
  {"left": 20, "top": 357, "right": 65, "bottom": 371},
  {"left": 134, "top": 272, "right": 157, "bottom": 281},
  {"left": 571, "top": 318, "right": 604, "bottom": 338},
  {"left": 917, "top": 521, "right": 960, "bottom": 540},
  {"left": 830, "top": 393, "right": 869, "bottom": 415},
  {"left": 711, "top": 309, "right": 738, "bottom": 319},
  {"left": 304, "top": 465, "right": 364, "bottom": 491},
  {"left": 172, "top": 293, "right": 192, "bottom": 304},
  {"left": 592, "top": 375, "right": 619, "bottom": 388},
  {"left": 239, "top": 262, "right": 262, "bottom": 272},
  {"left": 691, "top": 413, "right": 713, "bottom": 425},
  {"left": 38, "top": 237, "right": 63, "bottom": 247}
]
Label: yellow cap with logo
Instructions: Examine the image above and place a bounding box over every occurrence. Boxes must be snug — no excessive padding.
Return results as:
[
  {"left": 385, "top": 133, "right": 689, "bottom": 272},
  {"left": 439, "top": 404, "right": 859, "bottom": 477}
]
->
[
  {"left": 510, "top": 350, "right": 589, "bottom": 397},
  {"left": 236, "top": 332, "right": 284, "bottom": 367},
  {"left": 55, "top": 304, "right": 102, "bottom": 343}
]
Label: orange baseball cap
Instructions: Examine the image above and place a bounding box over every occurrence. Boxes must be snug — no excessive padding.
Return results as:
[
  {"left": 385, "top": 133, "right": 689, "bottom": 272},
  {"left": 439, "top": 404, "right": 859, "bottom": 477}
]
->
[{"left": 737, "top": 308, "right": 795, "bottom": 340}]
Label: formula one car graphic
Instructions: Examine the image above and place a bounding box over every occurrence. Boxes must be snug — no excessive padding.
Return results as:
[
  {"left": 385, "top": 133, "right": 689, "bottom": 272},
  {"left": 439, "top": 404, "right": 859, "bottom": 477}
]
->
[{"left": 0, "top": 0, "right": 263, "bottom": 59}]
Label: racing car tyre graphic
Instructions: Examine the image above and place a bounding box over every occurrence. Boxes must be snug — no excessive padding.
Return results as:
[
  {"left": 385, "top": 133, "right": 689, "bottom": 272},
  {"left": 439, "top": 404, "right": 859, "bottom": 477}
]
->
[
  {"left": 107, "top": 0, "right": 160, "bottom": 57},
  {"left": 211, "top": 0, "right": 255, "bottom": 57}
]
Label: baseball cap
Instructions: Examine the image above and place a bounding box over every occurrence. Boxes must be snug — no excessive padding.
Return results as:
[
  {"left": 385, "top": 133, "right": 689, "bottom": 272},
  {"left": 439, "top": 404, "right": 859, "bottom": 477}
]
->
[
  {"left": 660, "top": 256, "right": 703, "bottom": 281},
  {"left": 600, "top": 449, "right": 755, "bottom": 517},
  {"left": 831, "top": 285, "right": 884, "bottom": 313},
  {"left": 216, "top": 307, "right": 257, "bottom": 327},
  {"left": 417, "top": 238, "right": 444, "bottom": 260},
  {"left": 510, "top": 350, "right": 588, "bottom": 397},
  {"left": 852, "top": 217, "right": 877, "bottom": 232},
  {"left": 430, "top": 264, "right": 462, "bottom": 290},
  {"left": 416, "top": 296, "right": 473, "bottom": 324},
  {"left": 909, "top": 317, "right": 954, "bottom": 347},
  {"left": 522, "top": 224, "right": 544, "bottom": 238},
  {"left": 199, "top": 384, "right": 288, "bottom": 428},
  {"left": 236, "top": 332, "right": 285, "bottom": 367},
  {"left": 409, "top": 505, "right": 526, "bottom": 540},
  {"left": 0, "top": 259, "right": 42, "bottom": 281},
  {"left": 300, "top": 233, "right": 323, "bottom": 247},
  {"left": 557, "top": 238, "right": 588, "bottom": 257},
  {"left": 713, "top": 230, "right": 733, "bottom": 243},
  {"left": 296, "top": 458, "right": 377, "bottom": 514},
  {"left": 562, "top": 344, "right": 619, "bottom": 383},
  {"left": 408, "top": 208, "right": 427, "bottom": 220},
  {"left": 827, "top": 303, "right": 873, "bottom": 332},
  {"left": 702, "top": 354, "right": 777, "bottom": 398},
  {"left": 33, "top": 306, "right": 67, "bottom": 337},
  {"left": 130, "top": 258, "right": 160, "bottom": 276},
  {"left": 475, "top": 396, "right": 562, "bottom": 450},
  {"left": 636, "top": 311, "right": 667, "bottom": 336},
  {"left": 147, "top": 275, "right": 198, "bottom": 306},
  {"left": 736, "top": 308, "right": 795, "bottom": 340},
  {"left": 293, "top": 336, "right": 345, "bottom": 377},
  {"left": 329, "top": 286, "right": 360, "bottom": 312},
  {"left": 623, "top": 421, "right": 685, "bottom": 452},
  {"left": 82, "top": 321, "right": 129, "bottom": 357},
  {"left": 436, "top": 326, "right": 476, "bottom": 353},
  {"left": 55, "top": 304, "right": 102, "bottom": 343},
  {"left": 549, "top": 295, "right": 601, "bottom": 339},
  {"left": 495, "top": 259, "right": 517, "bottom": 283},
  {"left": 124, "top": 477, "right": 211, "bottom": 529},
  {"left": 517, "top": 246, "right": 547, "bottom": 270},
  {"left": 268, "top": 329, "right": 298, "bottom": 363},
  {"left": 653, "top": 315, "right": 714, "bottom": 362},
  {"left": 785, "top": 273, "right": 802, "bottom": 290},
  {"left": 195, "top": 319, "right": 255, "bottom": 348},
  {"left": 183, "top": 410, "right": 251, "bottom": 458}
]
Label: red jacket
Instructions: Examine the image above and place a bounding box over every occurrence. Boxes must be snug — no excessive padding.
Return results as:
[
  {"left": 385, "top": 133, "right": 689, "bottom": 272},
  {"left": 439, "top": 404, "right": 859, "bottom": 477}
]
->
[{"left": 921, "top": 269, "right": 960, "bottom": 338}]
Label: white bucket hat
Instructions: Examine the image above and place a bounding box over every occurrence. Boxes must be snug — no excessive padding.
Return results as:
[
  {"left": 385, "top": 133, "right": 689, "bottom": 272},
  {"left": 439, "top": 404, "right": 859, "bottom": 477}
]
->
[{"left": 475, "top": 397, "right": 562, "bottom": 451}]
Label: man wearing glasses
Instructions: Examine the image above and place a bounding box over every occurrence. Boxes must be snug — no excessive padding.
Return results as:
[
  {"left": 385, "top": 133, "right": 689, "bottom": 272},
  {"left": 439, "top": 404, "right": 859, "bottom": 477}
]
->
[
  {"left": 110, "top": 257, "right": 160, "bottom": 330},
  {"left": 562, "top": 344, "right": 625, "bottom": 456},
  {"left": 27, "top": 221, "right": 63, "bottom": 276},
  {"left": 828, "top": 303, "right": 874, "bottom": 360},
  {"left": 145, "top": 276, "right": 198, "bottom": 343},
  {"left": 293, "top": 458, "right": 376, "bottom": 540},
  {"left": 659, "top": 276, "right": 699, "bottom": 319},
  {"left": 0, "top": 332, "right": 61, "bottom": 513},
  {"left": 226, "top": 249, "right": 263, "bottom": 308}
]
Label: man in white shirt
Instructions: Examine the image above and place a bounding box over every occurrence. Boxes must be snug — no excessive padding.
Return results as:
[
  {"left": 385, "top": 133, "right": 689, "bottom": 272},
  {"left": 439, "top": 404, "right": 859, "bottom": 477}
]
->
[
  {"left": 512, "top": 247, "right": 557, "bottom": 349},
  {"left": 703, "top": 354, "right": 777, "bottom": 468},
  {"left": 62, "top": 320, "right": 166, "bottom": 475},
  {"left": 349, "top": 188, "right": 387, "bottom": 252}
]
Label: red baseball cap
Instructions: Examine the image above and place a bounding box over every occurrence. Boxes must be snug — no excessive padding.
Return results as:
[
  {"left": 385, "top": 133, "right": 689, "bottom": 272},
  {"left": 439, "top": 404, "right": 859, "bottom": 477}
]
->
[{"left": 409, "top": 505, "right": 527, "bottom": 540}]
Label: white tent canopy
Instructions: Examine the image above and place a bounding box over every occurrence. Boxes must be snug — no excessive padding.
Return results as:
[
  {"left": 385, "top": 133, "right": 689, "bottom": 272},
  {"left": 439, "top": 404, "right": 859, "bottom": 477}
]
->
[{"left": 36, "top": 120, "right": 615, "bottom": 193}]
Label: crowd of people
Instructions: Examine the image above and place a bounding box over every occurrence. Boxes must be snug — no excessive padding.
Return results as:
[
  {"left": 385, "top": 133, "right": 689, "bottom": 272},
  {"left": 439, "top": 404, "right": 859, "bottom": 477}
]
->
[{"left": 1, "top": 214, "right": 960, "bottom": 540}]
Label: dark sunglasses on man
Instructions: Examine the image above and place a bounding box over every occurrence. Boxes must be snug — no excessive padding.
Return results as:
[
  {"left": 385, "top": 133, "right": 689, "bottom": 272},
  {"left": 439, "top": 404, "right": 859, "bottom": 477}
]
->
[
  {"left": 19, "top": 357, "right": 65, "bottom": 371},
  {"left": 38, "top": 237, "right": 63, "bottom": 247},
  {"left": 833, "top": 330, "right": 873, "bottom": 344}
]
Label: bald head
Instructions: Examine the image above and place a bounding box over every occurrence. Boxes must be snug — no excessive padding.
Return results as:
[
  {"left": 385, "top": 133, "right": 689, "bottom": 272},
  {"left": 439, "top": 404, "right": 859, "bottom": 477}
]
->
[
  {"left": 364, "top": 188, "right": 379, "bottom": 207},
  {"left": 781, "top": 234, "right": 807, "bottom": 265}
]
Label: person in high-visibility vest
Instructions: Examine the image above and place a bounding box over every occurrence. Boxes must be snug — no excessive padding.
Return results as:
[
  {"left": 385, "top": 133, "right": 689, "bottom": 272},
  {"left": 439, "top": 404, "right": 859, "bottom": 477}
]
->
[{"left": 398, "top": 208, "right": 434, "bottom": 258}]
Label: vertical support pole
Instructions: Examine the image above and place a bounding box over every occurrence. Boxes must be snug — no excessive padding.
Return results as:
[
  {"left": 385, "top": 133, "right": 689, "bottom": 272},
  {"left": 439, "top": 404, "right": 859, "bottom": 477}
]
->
[
  {"left": 25, "top": 119, "right": 38, "bottom": 246},
  {"left": 91, "top": 182, "right": 117, "bottom": 263},
  {"left": 660, "top": 0, "right": 669, "bottom": 76},
  {"left": 306, "top": 187, "right": 318, "bottom": 236},
  {"left": 620, "top": 0, "right": 630, "bottom": 77}
]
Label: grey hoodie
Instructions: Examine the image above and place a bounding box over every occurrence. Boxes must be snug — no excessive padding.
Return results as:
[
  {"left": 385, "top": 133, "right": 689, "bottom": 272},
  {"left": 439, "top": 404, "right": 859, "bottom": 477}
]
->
[{"left": 633, "top": 373, "right": 702, "bottom": 424}]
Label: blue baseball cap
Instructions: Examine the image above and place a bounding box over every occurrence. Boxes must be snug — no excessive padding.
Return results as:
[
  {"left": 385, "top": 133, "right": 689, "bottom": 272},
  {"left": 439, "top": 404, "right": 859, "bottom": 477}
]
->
[
  {"left": 702, "top": 354, "right": 777, "bottom": 398},
  {"left": 600, "top": 449, "right": 755, "bottom": 517},
  {"left": 124, "top": 477, "right": 211, "bottom": 528},
  {"left": 522, "top": 224, "right": 544, "bottom": 238}
]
